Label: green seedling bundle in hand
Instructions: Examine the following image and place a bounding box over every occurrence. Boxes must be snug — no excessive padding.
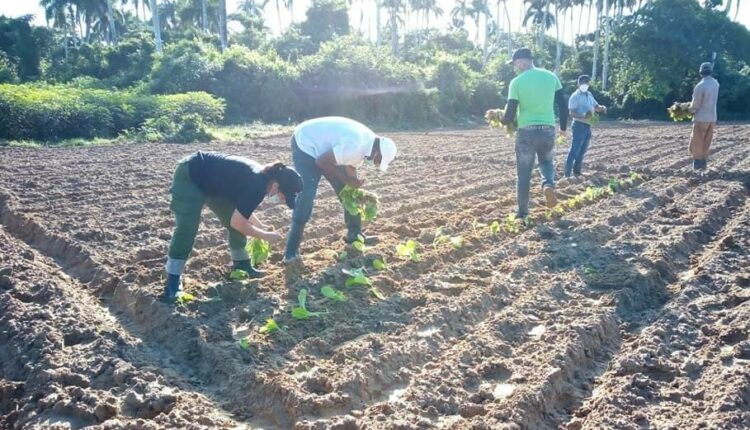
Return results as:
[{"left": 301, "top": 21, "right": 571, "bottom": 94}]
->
[
  {"left": 246, "top": 238, "right": 270, "bottom": 267},
  {"left": 340, "top": 185, "right": 379, "bottom": 221},
  {"left": 668, "top": 102, "right": 693, "bottom": 121}
]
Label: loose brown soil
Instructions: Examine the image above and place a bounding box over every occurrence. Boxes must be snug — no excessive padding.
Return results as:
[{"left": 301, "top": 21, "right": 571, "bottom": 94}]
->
[{"left": 1, "top": 122, "right": 749, "bottom": 429}]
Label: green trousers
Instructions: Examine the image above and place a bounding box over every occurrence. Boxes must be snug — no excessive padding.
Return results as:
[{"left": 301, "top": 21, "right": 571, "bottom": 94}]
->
[{"left": 166, "top": 158, "right": 249, "bottom": 275}]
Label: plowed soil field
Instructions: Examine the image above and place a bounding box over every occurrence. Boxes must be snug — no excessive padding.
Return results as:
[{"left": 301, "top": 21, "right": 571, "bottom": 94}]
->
[{"left": 1, "top": 122, "right": 749, "bottom": 430}]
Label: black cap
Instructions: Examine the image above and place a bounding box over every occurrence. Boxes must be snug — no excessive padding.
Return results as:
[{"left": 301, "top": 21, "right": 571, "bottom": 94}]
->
[
  {"left": 578, "top": 74, "right": 591, "bottom": 84},
  {"left": 276, "top": 167, "right": 303, "bottom": 209},
  {"left": 508, "top": 48, "right": 534, "bottom": 64}
]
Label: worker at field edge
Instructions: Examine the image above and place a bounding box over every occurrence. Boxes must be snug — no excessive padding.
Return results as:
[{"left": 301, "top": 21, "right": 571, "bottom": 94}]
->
[
  {"left": 164, "top": 151, "right": 303, "bottom": 301},
  {"left": 689, "top": 62, "right": 720, "bottom": 173},
  {"left": 566, "top": 74, "right": 607, "bottom": 178},
  {"left": 284, "top": 117, "right": 398, "bottom": 263},
  {"left": 500, "top": 47, "right": 569, "bottom": 218}
]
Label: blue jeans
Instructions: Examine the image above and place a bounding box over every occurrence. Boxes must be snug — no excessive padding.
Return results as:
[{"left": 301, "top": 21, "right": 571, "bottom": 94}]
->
[
  {"left": 515, "top": 126, "right": 556, "bottom": 217},
  {"left": 285, "top": 138, "right": 362, "bottom": 258},
  {"left": 565, "top": 121, "right": 592, "bottom": 177}
]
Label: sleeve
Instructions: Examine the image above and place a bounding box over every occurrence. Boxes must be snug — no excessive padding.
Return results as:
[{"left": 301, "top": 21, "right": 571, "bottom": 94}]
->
[
  {"left": 235, "top": 188, "right": 265, "bottom": 218},
  {"left": 690, "top": 84, "right": 704, "bottom": 113},
  {"left": 568, "top": 94, "right": 578, "bottom": 111},
  {"left": 332, "top": 136, "right": 367, "bottom": 166},
  {"left": 555, "top": 89, "right": 568, "bottom": 131},
  {"left": 508, "top": 78, "right": 519, "bottom": 101}
]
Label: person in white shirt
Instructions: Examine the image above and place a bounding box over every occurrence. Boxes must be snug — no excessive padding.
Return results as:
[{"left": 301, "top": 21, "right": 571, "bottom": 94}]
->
[{"left": 284, "top": 117, "right": 397, "bottom": 262}]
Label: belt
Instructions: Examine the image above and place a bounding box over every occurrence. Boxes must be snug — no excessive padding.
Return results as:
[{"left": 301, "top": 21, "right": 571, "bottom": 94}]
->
[{"left": 519, "top": 125, "right": 555, "bottom": 130}]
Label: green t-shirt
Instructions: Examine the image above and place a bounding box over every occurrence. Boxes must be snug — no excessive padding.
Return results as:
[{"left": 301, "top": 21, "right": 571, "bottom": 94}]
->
[{"left": 508, "top": 67, "right": 563, "bottom": 128}]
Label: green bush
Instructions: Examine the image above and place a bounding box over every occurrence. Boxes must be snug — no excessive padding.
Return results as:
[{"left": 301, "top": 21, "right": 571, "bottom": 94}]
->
[
  {"left": 150, "top": 40, "right": 222, "bottom": 94},
  {"left": 211, "top": 46, "right": 297, "bottom": 122},
  {"left": 295, "top": 36, "right": 437, "bottom": 125},
  {"left": 429, "top": 53, "right": 476, "bottom": 119},
  {"left": 0, "top": 83, "right": 224, "bottom": 141},
  {"left": 140, "top": 113, "right": 213, "bottom": 143},
  {"left": 0, "top": 52, "right": 18, "bottom": 84}
]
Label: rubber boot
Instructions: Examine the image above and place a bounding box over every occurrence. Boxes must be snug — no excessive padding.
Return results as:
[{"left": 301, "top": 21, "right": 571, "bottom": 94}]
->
[
  {"left": 232, "top": 260, "right": 266, "bottom": 278},
  {"left": 164, "top": 274, "right": 182, "bottom": 301},
  {"left": 284, "top": 222, "right": 305, "bottom": 262}
]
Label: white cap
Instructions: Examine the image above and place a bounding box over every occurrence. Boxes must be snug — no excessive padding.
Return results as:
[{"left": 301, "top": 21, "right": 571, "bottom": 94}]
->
[{"left": 378, "top": 137, "right": 397, "bottom": 172}]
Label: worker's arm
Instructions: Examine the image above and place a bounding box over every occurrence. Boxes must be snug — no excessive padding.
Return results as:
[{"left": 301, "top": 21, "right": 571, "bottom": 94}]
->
[
  {"left": 689, "top": 85, "right": 703, "bottom": 114},
  {"left": 230, "top": 210, "right": 282, "bottom": 243},
  {"left": 555, "top": 89, "right": 568, "bottom": 131},
  {"left": 500, "top": 99, "right": 519, "bottom": 125},
  {"left": 249, "top": 214, "right": 269, "bottom": 229},
  {"left": 315, "top": 150, "right": 363, "bottom": 188}
]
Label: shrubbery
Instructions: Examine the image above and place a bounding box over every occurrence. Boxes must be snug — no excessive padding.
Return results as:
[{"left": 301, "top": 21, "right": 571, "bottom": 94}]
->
[{"left": 0, "top": 84, "right": 224, "bottom": 141}]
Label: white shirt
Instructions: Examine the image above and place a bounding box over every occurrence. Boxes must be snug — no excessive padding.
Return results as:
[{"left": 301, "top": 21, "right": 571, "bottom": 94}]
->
[{"left": 293, "top": 117, "right": 376, "bottom": 167}]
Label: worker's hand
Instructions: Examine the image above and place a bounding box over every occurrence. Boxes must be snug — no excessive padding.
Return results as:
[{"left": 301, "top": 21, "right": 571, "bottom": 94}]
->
[{"left": 264, "top": 231, "right": 284, "bottom": 244}]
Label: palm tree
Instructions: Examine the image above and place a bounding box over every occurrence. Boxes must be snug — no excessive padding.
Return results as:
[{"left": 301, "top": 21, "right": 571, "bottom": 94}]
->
[
  {"left": 601, "top": 0, "right": 611, "bottom": 89},
  {"left": 150, "top": 0, "right": 162, "bottom": 52},
  {"left": 218, "top": 0, "right": 227, "bottom": 50},
  {"left": 467, "top": 0, "right": 489, "bottom": 45},
  {"left": 383, "top": 0, "right": 404, "bottom": 55},
  {"left": 591, "top": 0, "right": 601, "bottom": 81},
  {"left": 427, "top": 0, "right": 443, "bottom": 28},
  {"left": 451, "top": 0, "right": 468, "bottom": 30},
  {"left": 524, "top": 0, "right": 555, "bottom": 49}
]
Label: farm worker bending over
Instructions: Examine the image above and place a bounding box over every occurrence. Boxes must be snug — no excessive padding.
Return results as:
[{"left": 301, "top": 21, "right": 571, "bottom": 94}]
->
[
  {"left": 284, "top": 117, "right": 398, "bottom": 263},
  {"left": 164, "top": 151, "right": 303, "bottom": 300},
  {"left": 500, "top": 47, "right": 568, "bottom": 218},
  {"left": 689, "top": 62, "right": 720, "bottom": 172},
  {"left": 566, "top": 74, "right": 607, "bottom": 178}
]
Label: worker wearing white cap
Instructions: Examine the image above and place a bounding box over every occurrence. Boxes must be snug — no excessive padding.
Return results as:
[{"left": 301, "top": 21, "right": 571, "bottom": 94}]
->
[{"left": 284, "top": 116, "right": 397, "bottom": 262}]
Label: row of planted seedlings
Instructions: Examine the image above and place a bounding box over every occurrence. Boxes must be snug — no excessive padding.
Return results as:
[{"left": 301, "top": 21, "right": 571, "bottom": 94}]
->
[{"left": 181, "top": 172, "right": 647, "bottom": 348}]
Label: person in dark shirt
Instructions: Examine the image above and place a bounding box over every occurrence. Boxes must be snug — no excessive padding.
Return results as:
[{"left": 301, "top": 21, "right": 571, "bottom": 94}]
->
[{"left": 164, "top": 151, "right": 302, "bottom": 300}]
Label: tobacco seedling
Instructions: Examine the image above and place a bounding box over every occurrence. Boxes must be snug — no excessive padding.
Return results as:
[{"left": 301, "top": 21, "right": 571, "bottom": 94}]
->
[
  {"left": 292, "top": 288, "right": 324, "bottom": 319},
  {"left": 343, "top": 267, "right": 372, "bottom": 287},
  {"left": 239, "top": 338, "right": 251, "bottom": 350},
  {"left": 339, "top": 251, "right": 349, "bottom": 261},
  {"left": 396, "top": 240, "right": 421, "bottom": 262},
  {"left": 449, "top": 236, "right": 464, "bottom": 249},
  {"left": 489, "top": 220, "right": 501, "bottom": 236},
  {"left": 246, "top": 238, "right": 271, "bottom": 267},
  {"left": 583, "top": 266, "right": 600, "bottom": 277},
  {"left": 372, "top": 258, "right": 388, "bottom": 270},
  {"left": 175, "top": 291, "right": 195, "bottom": 305},
  {"left": 352, "top": 235, "right": 366, "bottom": 252},
  {"left": 321, "top": 285, "right": 347, "bottom": 302},
  {"left": 259, "top": 318, "right": 280, "bottom": 335},
  {"left": 556, "top": 135, "right": 567, "bottom": 146},
  {"left": 608, "top": 178, "right": 620, "bottom": 192},
  {"left": 340, "top": 185, "right": 379, "bottom": 221},
  {"left": 503, "top": 214, "right": 522, "bottom": 235},
  {"left": 370, "top": 286, "right": 386, "bottom": 300},
  {"left": 229, "top": 269, "right": 250, "bottom": 281}
]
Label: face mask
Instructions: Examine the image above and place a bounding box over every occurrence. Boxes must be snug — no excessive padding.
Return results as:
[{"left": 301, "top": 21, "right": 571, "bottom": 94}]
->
[
  {"left": 267, "top": 193, "right": 281, "bottom": 205},
  {"left": 579, "top": 84, "right": 590, "bottom": 92}
]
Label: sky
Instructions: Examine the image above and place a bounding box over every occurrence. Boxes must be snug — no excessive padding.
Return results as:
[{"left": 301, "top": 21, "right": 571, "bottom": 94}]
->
[{"left": 1, "top": 0, "right": 749, "bottom": 46}]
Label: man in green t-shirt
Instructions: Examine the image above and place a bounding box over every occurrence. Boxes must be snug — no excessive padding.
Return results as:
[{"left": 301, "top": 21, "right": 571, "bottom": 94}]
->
[{"left": 501, "top": 48, "right": 568, "bottom": 218}]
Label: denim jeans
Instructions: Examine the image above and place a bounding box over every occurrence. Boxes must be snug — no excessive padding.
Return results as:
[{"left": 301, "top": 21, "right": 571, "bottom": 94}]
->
[
  {"left": 285, "top": 138, "right": 362, "bottom": 258},
  {"left": 565, "top": 121, "right": 592, "bottom": 177},
  {"left": 515, "top": 126, "right": 556, "bottom": 217}
]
